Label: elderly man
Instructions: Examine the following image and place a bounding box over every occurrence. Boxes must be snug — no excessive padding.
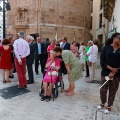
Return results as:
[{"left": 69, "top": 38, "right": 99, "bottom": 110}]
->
[
  {"left": 13, "top": 31, "right": 30, "bottom": 88},
  {"left": 26, "top": 35, "right": 35, "bottom": 84},
  {"left": 60, "top": 37, "right": 70, "bottom": 50},
  {"left": 34, "top": 37, "right": 45, "bottom": 74}
]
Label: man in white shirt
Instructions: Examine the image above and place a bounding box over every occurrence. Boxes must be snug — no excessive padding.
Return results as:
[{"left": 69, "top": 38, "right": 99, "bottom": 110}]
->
[{"left": 13, "top": 31, "right": 30, "bottom": 88}]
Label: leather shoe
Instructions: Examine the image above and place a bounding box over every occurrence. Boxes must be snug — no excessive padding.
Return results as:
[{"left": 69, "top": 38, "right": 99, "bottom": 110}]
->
[
  {"left": 27, "top": 80, "right": 34, "bottom": 84},
  {"left": 24, "top": 85, "right": 27, "bottom": 88},
  {"left": 36, "top": 72, "right": 39, "bottom": 75},
  {"left": 12, "top": 70, "right": 16, "bottom": 73}
]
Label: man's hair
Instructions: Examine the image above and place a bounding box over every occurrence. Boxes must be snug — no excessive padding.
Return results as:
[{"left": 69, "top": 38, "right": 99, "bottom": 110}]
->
[
  {"left": 37, "top": 37, "right": 41, "bottom": 40},
  {"left": 63, "top": 37, "right": 67, "bottom": 41},
  {"left": 54, "top": 47, "right": 62, "bottom": 53},
  {"left": 46, "top": 38, "right": 49, "bottom": 41},
  {"left": 18, "top": 31, "right": 25, "bottom": 38}
]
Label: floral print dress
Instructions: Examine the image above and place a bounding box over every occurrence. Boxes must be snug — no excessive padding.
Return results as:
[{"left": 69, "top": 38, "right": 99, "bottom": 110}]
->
[{"left": 62, "top": 50, "right": 83, "bottom": 82}]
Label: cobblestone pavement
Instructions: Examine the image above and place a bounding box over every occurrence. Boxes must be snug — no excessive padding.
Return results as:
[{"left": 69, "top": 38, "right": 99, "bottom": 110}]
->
[{"left": 0, "top": 65, "right": 120, "bottom": 120}]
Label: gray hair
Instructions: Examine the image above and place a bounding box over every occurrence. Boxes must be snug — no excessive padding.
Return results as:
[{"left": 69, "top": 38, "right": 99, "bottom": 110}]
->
[
  {"left": 37, "top": 37, "right": 41, "bottom": 40},
  {"left": 27, "top": 35, "right": 33, "bottom": 41},
  {"left": 18, "top": 31, "right": 25, "bottom": 38},
  {"left": 50, "top": 50, "right": 56, "bottom": 55},
  {"left": 88, "top": 40, "right": 93, "bottom": 44}
]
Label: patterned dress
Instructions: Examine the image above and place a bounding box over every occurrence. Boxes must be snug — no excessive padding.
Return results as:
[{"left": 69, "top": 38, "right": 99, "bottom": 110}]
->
[{"left": 62, "top": 50, "right": 83, "bottom": 82}]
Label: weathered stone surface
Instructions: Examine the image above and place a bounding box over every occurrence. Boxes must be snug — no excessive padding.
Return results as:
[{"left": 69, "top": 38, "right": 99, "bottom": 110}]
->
[{"left": 7, "top": 0, "right": 92, "bottom": 43}]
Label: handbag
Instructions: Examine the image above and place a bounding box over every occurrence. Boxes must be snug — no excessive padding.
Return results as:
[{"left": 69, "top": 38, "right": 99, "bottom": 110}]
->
[{"left": 48, "top": 71, "right": 58, "bottom": 76}]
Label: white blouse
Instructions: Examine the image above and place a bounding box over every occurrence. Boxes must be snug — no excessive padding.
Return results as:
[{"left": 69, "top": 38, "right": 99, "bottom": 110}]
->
[
  {"left": 87, "top": 45, "right": 98, "bottom": 63},
  {"left": 79, "top": 45, "right": 85, "bottom": 56}
]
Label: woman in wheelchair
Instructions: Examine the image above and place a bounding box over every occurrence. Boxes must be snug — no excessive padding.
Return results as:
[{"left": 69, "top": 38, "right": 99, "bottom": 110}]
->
[{"left": 41, "top": 51, "right": 61, "bottom": 101}]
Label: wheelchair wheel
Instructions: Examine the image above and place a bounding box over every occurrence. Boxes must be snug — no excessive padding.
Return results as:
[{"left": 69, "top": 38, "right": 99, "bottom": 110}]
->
[
  {"left": 39, "top": 88, "right": 44, "bottom": 97},
  {"left": 61, "top": 80, "right": 64, "bottom": 93}
]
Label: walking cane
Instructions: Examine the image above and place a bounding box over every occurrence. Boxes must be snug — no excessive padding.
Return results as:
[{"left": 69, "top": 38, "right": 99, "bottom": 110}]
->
[
  {"left": 50, "top": 68, "right": 55, "bottom": 101},
  {"left": 99, "top": 76, "right": 113, "bottom": 89}
]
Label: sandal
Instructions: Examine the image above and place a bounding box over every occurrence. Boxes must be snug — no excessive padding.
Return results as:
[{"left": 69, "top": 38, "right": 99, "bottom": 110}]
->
[
  {"left": 9, "top": 74, "right": 14, "bottom": 78},
  {"left": 104, "top": 107, "right": 111, "bottom": 114},
  {"left": 86, "top": 80, "right": 94, "bottom": 83},
  {"left": 3, "top": 80, "right": 7, "bottom": 83},
  {"left": 97, "top": 104, "right": 104, "bottom": 110}
]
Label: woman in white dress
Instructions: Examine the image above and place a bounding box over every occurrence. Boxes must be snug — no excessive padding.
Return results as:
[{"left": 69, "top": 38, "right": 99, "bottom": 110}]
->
[{"left": 79, "top": 41, "right": 85, "bottom": 71}]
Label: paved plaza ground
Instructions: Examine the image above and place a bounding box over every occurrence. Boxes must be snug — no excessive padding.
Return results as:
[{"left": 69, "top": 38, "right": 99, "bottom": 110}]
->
[{"left": 0, "top": 62, "right": 120, "bottom": 120}]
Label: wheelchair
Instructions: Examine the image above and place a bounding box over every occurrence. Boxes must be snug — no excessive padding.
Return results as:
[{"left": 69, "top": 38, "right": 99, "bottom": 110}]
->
[{"left": 39, "top": 68, "right": 64, "bottom": 101}]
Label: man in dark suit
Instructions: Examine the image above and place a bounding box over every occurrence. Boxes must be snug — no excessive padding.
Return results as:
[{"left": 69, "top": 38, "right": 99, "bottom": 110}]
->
[
  {"left": 60, "top": 37, "right": 70, "bottom": 74},
  {"left": 34, "top": 37, "right": 45, "bottom": 74},
  {"left": 44, "top": 38, "right": 50, "bottom": 65},
  {"left": 26, "top": 35, "right": 35, "bottom": 84},
  {"left": 60, "top": 37, "right": 70, "bottom": 50}
]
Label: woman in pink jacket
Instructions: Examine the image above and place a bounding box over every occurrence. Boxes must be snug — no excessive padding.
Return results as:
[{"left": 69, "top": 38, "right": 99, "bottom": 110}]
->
[{"left": 41, "top": 51, "right": 61, "bottom": 102}]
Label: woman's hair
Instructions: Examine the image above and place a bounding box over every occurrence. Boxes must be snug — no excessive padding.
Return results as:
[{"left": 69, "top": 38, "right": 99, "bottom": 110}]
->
[
  {"left": 93, "top": 39, "right": 98, "bottom": 45},
  {"left": 2, "top": 38, "right": 10, "bottom": 45},
  {"left": 105, "top": 38, "right": 112, "bottom": 45},
  {"left": 105, "top": 32, "right": 120, "bottom": 45},
  {"left": 54, "top": 47, "right": 62, "bottom": 53},
  {"left": 50, "top": 40, "right": 55, "bottom": 44}
]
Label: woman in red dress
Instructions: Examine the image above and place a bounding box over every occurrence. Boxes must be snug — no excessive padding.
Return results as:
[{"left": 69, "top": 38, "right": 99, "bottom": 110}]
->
[{"left": 0, "top": 39, "right": 13, "bottom": 83}]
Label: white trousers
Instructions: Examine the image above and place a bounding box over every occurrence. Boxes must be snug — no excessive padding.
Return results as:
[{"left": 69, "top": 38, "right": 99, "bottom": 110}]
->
[{"left": 89, "top": 63, "right": 96, "bottom": 81}]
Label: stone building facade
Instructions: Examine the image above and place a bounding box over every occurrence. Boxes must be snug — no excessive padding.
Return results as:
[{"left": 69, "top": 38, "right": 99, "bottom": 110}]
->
[{"left": 7, "top": 0, "right": 92, "bottom": 43}]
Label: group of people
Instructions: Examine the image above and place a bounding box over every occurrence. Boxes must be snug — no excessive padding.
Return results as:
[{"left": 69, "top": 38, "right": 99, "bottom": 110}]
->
[{"left": 0, "top": 30, "right": 120, "bottom": 114}]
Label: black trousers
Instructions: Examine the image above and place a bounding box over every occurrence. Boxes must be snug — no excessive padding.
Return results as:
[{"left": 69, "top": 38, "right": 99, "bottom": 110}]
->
[
  {"left": 27, "top": 63, "right": 34, "bottom": 82},
  {"left": 100, "top": 76, "right": 120, "bottom": 107},
  {"left": 61, "top": 61, "right": 67, "bottom": 74},
  {"left": 85, "top": 61, "right": 89, "bottom": 76},
  {"left": 35, "top": 54, "right": 45, "bottom": 73},
  {"left": 44, "top": 53, "right": 48, "bottom": 65}
]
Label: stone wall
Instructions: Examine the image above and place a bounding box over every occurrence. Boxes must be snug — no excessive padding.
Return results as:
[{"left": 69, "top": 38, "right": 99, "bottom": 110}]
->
[{"left": 7, "top": 0, "right": 92, "bottom": 43}]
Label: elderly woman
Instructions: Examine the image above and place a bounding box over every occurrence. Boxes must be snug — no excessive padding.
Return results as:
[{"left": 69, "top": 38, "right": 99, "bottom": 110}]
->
[
  {"left": 97, "top": 33, "right": 120, "bottom": 114},
  {"left": 84, "top": 40, "right": 98, "bottom": 83},
  {"left": 41, "top": 51, "right": 61, "bottom": 101},
  {"left": 54, "top": 47, "right": 83, "bottom": 96}
]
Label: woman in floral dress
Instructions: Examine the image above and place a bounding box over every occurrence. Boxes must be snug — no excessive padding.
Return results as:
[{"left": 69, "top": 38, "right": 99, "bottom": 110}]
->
[{"left": 54, "top": 47, "right": 83, "bottom": 96}]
